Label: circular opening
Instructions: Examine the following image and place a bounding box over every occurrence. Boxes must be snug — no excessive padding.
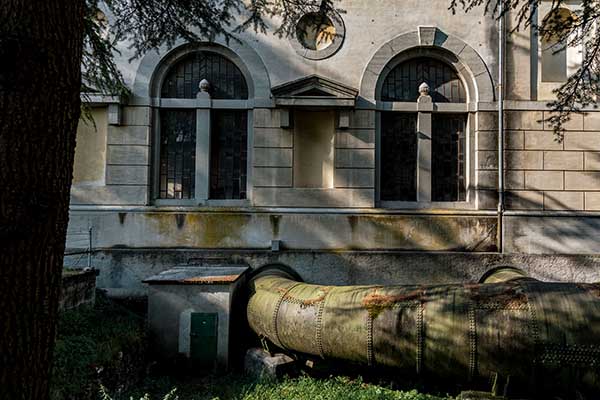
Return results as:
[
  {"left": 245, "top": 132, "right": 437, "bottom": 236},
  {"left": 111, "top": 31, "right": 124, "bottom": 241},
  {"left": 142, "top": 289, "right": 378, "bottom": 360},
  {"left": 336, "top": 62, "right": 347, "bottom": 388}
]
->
[
  {"left": 296, "top": 13, "right": 337, "bottom": 51},
  {"left": 542, "top": 8, "right": 576, "bottom": 43}
]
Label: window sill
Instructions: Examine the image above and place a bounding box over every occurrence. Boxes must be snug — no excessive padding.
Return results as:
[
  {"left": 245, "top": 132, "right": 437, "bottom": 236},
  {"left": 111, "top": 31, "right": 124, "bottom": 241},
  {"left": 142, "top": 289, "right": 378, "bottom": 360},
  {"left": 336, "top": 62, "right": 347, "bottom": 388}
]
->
[
  {"left": 203, "top": 199, "right": 250, "bottom": 207},
  {"left": 153, "top": 199, "right": 250, "bottom": 208},
  {"left": 379, "top": 201, "right": 477, "bottom": 210}
]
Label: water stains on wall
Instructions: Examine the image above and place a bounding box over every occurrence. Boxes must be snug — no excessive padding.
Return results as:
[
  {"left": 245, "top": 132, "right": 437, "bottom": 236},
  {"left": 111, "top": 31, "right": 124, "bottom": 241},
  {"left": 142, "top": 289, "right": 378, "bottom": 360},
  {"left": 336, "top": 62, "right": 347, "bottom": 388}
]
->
[{"left": 71, "top": 211, "right": 498, "bottom": 252}]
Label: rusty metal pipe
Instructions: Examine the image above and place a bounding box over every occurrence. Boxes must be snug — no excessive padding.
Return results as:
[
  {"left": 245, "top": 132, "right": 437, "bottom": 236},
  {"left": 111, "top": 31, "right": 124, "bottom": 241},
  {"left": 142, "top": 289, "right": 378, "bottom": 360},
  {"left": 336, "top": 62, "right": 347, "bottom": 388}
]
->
[
  {"left": 478, "top": 266, "right": 531, "bottom": 284},
  {"left": 247, "top": 266, "right": 600, "bottom": 395}
]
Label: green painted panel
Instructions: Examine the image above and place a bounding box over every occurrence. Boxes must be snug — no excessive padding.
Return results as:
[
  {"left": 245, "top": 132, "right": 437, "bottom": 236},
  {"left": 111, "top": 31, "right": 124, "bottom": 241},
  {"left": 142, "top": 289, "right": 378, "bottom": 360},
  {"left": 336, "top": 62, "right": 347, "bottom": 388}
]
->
[{"left": 190, "top": 313, "right": 218, "bottom": 368}]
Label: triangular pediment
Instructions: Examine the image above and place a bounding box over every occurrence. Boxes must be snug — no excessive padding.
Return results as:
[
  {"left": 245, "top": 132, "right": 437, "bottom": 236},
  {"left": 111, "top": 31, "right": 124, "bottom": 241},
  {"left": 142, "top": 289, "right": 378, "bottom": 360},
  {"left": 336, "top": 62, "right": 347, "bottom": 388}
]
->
[
  {"left": 271, "top": 75, "right": 358, "bottom": 107},
  {"left": 296, "top": 88, "right": 335, "bottom": 97}
]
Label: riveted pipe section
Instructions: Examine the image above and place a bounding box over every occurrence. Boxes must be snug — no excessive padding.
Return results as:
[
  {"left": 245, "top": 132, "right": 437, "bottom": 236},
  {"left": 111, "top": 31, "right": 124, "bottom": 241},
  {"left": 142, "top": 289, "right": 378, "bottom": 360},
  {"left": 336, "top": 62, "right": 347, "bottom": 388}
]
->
[{"left": 247, "top": 267, "right": 600, "bottom": 395}]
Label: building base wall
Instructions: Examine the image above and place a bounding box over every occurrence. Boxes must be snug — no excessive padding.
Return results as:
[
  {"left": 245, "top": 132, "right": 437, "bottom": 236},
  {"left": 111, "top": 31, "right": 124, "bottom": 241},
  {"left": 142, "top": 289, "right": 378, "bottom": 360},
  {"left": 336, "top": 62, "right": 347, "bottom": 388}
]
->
[
  {"left": 505, "top": 215, "right": 600, "bottom": 254},
  {"left": 65, "top": 248, "right": 600, "bottom": 293}
]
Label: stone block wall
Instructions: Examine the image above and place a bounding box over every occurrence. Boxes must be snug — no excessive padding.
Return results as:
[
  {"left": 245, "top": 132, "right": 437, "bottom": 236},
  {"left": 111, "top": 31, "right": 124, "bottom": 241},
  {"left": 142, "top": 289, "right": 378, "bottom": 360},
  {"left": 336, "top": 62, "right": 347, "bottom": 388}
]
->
[
  {"left": 506, "top": 110, "right": 600, "bottom": 211},
  {"left": 65, "top": 5, "right": 600, "bottom": 263},
  {"left": 334, "top": 110, "right": 375, "bottom": 190},
  {"left": 105, "top": 106, "right": 151, "bottom": 204},
  {"left": 60, "top": 269, "right": 97, "bottom": 311},
  {"left": 71, "top": 105, "right": 151, "bottom": 206},
  {"left": 475, "top": 111, "right": 499, "bottom": 209},
  {"left": 477, "top": 109, "right": 600, "bottom": 211},
  {"left": 253, "top": 109, "right": 293, "bottom": 189}
]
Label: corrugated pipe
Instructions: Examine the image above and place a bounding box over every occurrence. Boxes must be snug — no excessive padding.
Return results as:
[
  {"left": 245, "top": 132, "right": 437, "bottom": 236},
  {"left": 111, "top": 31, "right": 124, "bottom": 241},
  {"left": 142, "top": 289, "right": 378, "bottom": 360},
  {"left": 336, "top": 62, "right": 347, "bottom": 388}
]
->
[{"left": 247, "top": 265, "right": 600, "bottom": 397}]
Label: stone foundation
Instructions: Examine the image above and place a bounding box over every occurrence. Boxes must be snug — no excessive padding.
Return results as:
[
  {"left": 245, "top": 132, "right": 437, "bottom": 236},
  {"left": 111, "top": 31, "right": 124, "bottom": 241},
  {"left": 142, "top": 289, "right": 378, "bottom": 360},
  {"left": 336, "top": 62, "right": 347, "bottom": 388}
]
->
[
  {"left": 60, "top": 269, "right": 97, "bottom": 310},
  {"left": 64, "top": 249, "right": 600, "bottom": 294}
]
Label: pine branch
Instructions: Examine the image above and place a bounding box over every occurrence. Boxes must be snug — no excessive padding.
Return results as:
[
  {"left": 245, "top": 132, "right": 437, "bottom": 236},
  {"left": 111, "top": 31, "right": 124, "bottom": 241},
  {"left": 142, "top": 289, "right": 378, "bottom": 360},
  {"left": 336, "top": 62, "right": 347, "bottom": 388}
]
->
[
  {"left": 81, "top": 0, "right": 339, "bottom": 98},
  {"left": 450, "top": 0, "right": 600, "bottom": 135}
]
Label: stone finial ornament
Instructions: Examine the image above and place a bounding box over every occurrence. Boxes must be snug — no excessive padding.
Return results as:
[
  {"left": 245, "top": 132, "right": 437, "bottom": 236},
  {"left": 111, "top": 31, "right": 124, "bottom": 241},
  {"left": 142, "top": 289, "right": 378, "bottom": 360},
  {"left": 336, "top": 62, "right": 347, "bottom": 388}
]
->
[
  {"left": 199, "top": 79, "right": 211, "bottom": 92},
  {"left": 418, "top": 82, "right": 430, "bottom": 97}
]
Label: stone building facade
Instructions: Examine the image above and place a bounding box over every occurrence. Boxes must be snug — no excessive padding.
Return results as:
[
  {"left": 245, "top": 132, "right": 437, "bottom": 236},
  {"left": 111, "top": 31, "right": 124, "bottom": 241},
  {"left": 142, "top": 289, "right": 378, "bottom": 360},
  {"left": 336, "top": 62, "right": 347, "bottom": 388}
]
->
[{"left": 67, "top": 0, "right": 600, "bottom": 292}]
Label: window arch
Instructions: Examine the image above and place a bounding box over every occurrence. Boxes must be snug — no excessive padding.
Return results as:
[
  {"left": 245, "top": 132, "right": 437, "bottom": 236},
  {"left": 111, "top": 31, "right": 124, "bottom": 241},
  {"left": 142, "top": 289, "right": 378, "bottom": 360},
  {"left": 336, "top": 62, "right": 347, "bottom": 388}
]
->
[
  {"left": 381, "top": 57, "right": 466, "bottom": 103},
  {"left": 379, "top": 56, "right": 468, "bottom": 205},
  {"left": 160, "top": 51, "right": 248, "bottom": 99},
  {"left": 541, "top": 8, "right": 576, "bottom": 83},
  {"left": 156, "top": 50, "right": 249, "bottom": 203}
]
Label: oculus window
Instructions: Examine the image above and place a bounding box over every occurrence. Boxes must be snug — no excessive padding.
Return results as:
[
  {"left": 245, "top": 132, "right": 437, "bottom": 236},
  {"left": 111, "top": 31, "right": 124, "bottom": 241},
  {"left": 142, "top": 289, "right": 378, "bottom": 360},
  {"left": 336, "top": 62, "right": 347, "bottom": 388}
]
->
[{"left": 291, "top": 12, "right": 345, "bottom": 60}]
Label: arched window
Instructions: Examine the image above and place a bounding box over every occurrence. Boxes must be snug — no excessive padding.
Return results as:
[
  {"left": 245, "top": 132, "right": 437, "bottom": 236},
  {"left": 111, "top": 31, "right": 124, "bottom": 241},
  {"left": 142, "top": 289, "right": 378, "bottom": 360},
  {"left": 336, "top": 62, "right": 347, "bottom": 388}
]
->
[
  {"left": 541, "top": 8, "right": 576, "bottom": 83},
  {"left": 380, "top": 57, "right": 468, "bottom": 205},
  {"left": 161, "top": 52, "right": 248, "bottom": 99},
  {"left": 382, "top": 57, "right": 466, "bottom": 103},
  {"left": 156, "top": 50, "right": 249, "bottom": 203}
]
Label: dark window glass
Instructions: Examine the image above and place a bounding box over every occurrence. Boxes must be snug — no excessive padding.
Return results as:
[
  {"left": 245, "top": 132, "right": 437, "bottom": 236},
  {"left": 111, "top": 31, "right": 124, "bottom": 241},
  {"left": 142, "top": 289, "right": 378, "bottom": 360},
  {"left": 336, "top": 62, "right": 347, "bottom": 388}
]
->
[
  {"left": 210, "top": 110, "right": 248, "bottom": 200},
  {"left": 432, "top": 114, "right": 467, "bottom": 202},
  {"left": 381, "top": 112, "right": 418, "bottom": 201},
  {"left": 161, "top": 52, "right": 248, "bottom": 99},
  {"left": 382, "top": 58, "right": 466, "bottom": 103},
  {"left": 159, "top": 110, "right": 196, "bottom": 199}
]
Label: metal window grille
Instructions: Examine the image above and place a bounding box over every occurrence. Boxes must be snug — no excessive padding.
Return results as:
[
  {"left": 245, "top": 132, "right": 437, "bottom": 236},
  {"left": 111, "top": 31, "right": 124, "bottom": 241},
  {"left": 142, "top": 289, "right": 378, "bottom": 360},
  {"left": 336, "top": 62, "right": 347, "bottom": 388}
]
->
[
  {"left": 159, "top": 109, "right": 197, "bottom": 199},
  {"left": 161, "top": 52, "right": 249, "bottom": 99},
  {"left": 382, "top": 57, "right": 466, "bottom": 103},
  {"left": 381, "top": 112, "right": 418, "bottom": 201},
  {"left": 210, "top": 110, "right": 248, "bottom": 200},
  {"left": 432, "top": 114, "right": 467, "bottom": 202}
]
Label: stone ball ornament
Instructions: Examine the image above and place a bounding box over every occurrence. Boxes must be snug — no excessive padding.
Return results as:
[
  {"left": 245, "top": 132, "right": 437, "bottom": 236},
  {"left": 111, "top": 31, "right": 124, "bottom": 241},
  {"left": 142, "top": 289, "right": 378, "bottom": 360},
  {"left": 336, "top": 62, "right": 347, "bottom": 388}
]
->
[
  {"left": 199, "top": 79, "right": 211, "bottom": 92},
  {"left": 418, "top": 82, "right": 431, "bottom": 97}
]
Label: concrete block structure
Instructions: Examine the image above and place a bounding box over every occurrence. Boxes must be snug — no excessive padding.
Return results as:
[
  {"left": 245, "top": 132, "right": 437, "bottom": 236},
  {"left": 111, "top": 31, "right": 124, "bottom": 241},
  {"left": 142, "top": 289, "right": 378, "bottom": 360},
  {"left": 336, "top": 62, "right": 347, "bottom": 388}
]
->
[
  {"left": 66, "top": 1, "right": 600, "bottom": 291},
  {"left": 144, "top": 266, "right": 249, "bottom": 370}
]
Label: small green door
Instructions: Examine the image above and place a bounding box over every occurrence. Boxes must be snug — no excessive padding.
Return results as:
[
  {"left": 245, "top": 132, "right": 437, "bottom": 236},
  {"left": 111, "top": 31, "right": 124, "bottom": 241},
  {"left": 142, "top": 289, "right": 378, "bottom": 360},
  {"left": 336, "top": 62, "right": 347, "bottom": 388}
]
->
[{"left": 190, "top": 313, "right": 218, "bottom": 369}]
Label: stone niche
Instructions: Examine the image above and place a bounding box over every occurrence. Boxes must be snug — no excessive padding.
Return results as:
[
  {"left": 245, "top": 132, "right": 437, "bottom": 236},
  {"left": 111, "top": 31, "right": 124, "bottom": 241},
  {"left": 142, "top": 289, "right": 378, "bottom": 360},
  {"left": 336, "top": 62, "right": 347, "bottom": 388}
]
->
[
  {"left": 293, "top": 110, "right": 335, "bottom": 189},
  {"left": 253, "top": 75, "right": 376, "bottom": 208}
]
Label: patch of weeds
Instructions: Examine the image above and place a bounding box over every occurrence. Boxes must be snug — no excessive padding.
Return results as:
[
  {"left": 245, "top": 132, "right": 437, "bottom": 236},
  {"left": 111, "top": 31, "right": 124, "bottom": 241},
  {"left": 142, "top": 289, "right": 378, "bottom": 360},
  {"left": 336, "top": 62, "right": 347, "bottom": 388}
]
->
[
  {"left": 99, "top": 384, "right": 178, "bottom": 400},
  {"left": 50, "top": 291, "right": 148, "bottom": 400}
]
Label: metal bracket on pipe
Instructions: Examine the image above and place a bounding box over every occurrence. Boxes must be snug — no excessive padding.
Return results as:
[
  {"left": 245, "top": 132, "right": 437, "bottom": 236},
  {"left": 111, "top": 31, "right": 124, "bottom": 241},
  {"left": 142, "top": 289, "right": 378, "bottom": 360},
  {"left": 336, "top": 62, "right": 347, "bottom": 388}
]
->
[{"left": 260, "top": 335, "right": 271, "bottom": 355}]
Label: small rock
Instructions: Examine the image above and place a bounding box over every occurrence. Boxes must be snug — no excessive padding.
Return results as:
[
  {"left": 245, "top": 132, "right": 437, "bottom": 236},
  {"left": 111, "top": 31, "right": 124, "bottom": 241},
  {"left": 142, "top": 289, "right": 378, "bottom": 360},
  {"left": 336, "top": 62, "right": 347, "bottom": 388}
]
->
[
  {"left": 244, "top": 348, "right": 297, "bottom": 380},
  {"left": 458, "top": 391, "right": 507, "bottom": 400}
]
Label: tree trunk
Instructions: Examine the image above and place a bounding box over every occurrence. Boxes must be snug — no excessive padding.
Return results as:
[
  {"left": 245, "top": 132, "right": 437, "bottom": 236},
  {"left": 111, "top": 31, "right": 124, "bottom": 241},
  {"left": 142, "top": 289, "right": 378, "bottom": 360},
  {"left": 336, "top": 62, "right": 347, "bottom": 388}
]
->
[{"left": 0, "top": 1, "right": 85, "bottom": 399}]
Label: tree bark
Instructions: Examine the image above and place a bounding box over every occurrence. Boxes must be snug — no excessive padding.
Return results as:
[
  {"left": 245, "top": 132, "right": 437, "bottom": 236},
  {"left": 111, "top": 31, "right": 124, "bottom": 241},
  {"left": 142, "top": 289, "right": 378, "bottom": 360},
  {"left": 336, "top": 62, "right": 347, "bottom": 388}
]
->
[{"left": 0, "top": 1, "right": 85, "bottom": 399}]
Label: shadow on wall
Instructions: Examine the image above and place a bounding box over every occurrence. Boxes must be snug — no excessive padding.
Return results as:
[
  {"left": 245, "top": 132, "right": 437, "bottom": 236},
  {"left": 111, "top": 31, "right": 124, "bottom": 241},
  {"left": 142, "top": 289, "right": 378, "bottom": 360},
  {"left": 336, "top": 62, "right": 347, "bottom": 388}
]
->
[
  {"left": 63, "top": 246, "right": 600, "bottom": 293},
  {"left": 504, "top": 167, "right": 600, "bottom": 255},
  {"left": 67, "top": 187, "right": 498, "bottom": 252}
]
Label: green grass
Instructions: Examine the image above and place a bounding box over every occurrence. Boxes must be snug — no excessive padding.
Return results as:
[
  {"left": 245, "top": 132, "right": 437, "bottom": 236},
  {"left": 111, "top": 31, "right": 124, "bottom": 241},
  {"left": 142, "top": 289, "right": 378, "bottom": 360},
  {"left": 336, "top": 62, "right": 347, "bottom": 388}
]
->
[
  {"left": 237, "top": 375, "right": 453, "bottom": 400},
  {"left": 50, "top": 292, "right": 147, "bottom": 400},
  {"left": 52, "top": 293, "right": 453, "bottom": 400},
  {"left": 121, "top": 374, "right": 454, "bottom": 400}
]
